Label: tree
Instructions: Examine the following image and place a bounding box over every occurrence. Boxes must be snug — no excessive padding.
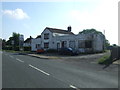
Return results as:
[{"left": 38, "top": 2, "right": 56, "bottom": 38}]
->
[
  {"left": 6, "top": 37, "right": 14, "bottom": 46},
  {"left": 112, "top": 44, "right": 117, "bottom": 46},
  {"left": 105, "top": 39, "right": 110, "bottom": 47},
  {"left": 2, "top": 39, "right": 6, "bottom": 49},
  {"left": 12, "top": 32, "right": 20, "bottom": 50},
  {"left": 12, "top": 32, "right": 20, "bottom": 46},
  {"left": 5, "top": 32, "right": 20, "bottom": 50},
  {"left": 79, "top": 28, "right": 103, "bottom": 35}
]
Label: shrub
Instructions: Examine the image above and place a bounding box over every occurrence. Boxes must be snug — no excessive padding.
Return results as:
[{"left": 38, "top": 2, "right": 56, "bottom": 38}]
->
[
  {"left": 24, "top": 46, "right": 31, "bottom": 51},
  {"left": 14, "top": 46, "right": 19, "bottom": 51},
  {"left": 4, "top": 46, "right": 12, "bottom": 50},
  {"left": 98, "top": 55, "right": 110, "bottom": 64}
]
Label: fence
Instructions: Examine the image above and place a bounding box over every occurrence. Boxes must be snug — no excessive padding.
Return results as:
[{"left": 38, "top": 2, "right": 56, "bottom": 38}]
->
[{"left": 110, "top": 46, "right": 120, "bottom": 60}]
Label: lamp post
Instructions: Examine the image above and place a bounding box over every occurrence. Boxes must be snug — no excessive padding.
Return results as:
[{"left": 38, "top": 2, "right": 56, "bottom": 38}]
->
[
  {"left": 19, "top": 35, "right": 24, "bottom": 51},
  {"left": 11, "top": 40, "right": 14, "bottom": 50}
]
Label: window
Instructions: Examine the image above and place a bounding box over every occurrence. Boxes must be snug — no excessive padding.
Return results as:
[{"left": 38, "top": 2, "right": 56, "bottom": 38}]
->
[
  {"left": 69, "top": 41, "right": 75, "bottom": 48},
  {"left": 36, "top": 44, "right": 37, "bottom": 48},
  {"left": 78, "top": 40, "right": 92, "bottom": 48},
  {"left": 85, "top": 41, "right": 92, "bottom": 48},
  {"left": 37, "top": 44, "right": 40, "bottom": 49},
  {"left": 44, "top": 43, "right": 49, "bottom": 48},
  {"left": 78, "top": 40, "right": 85, "bottom": 48},
  {"left": 44, "top": 33, "right": 49, "bottom": 39},
  {"left": 36, "top": 44, "right": 41, "bottom": 49}
]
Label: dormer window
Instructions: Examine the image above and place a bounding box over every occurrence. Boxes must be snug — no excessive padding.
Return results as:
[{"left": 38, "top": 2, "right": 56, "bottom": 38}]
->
[{"left": 44, "top": 33, "right": 49, "bottom": 39}]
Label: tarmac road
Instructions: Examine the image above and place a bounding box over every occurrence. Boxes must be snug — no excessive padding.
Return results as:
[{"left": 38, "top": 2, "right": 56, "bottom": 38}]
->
[{"left": 2, "top": 51, "right": 118, "bottom": 88}]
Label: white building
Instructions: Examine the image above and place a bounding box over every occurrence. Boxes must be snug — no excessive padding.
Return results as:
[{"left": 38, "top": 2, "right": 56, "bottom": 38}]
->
[
  {"left": 23, "top": 36, "right": 33, "bottom": 47},
  {"left": 31, "top": 35, "right": 41, "bottom": 51},
  {"left": 31, "top": 26, "right": 105, "bottom": 53}
]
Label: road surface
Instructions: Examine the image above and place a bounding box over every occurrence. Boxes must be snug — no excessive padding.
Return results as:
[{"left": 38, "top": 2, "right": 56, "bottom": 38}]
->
[{"left": 2, "top": 51, "right": 118, "bottom": 88}]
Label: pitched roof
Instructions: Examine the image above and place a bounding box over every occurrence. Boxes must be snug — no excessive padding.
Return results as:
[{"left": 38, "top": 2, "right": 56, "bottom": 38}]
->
[
  {"left": 36, "top": 35, "right": 41, "bottom": 39},
  {"left": 45, "top": 27, "right": 74, "bottom": 35},
  {"left": 24, "top": 36, "right": 33, "bottom": 43}
]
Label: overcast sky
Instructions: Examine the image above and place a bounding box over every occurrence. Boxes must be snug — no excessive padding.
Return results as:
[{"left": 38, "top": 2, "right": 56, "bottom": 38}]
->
[{"left": 1, "top": 0, "right": 119, "bottom": 45}]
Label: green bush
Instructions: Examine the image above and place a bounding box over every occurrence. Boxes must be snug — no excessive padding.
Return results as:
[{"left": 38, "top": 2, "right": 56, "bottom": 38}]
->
[
  {"left": 14, "top": 46, "right": 19, "bottom": 51},
  {"left": 24, "top": 46, "right": 31, "bottom": 51},
  {"left": 3, "top": 46, "right": 19, "bottom": 51},
  {"left": 46, "top": 49, "right": 58, "bottom": 53},
  {"left": 98, "top": 55, "right": 110, "bottom": 64},
  {"left": 4, "top": 46, "right": 12, "bottom": 50}
]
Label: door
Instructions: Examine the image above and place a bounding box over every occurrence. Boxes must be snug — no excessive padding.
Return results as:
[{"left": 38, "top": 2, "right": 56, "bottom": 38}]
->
[
  {"left": 61, "top": 41, "right": 67, "bottom": 48},
  {"left": 57, "top": 43, "right": 60, "bottom": 50}
]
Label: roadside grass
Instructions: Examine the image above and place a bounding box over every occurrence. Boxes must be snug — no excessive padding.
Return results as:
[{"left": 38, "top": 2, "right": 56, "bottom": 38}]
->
[
  {"left": 36, "top": 54, "right": 61, "bottom": 59},
  {"left": 98, "top": 54, "right": 111, "bottom": 65},
  {"left": 2, "top": 50, "right": 18, "bottom": 53},
  {"left": 2, "top": 50, "right": 32, "bottom": 54},
  {"left": 104, "top": 50, "right": 110, "bottom": 53},
  {"left": 48, "top": 56, "right": 61, "bottom": 59}
]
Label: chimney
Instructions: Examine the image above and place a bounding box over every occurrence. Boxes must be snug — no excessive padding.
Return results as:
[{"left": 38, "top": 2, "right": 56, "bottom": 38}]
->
[
  {"left": 67, "top": 26, "right": 71, "bottom": 32},
  {"left": 30, "top": 36, "right": 32, "bottom": 39}
]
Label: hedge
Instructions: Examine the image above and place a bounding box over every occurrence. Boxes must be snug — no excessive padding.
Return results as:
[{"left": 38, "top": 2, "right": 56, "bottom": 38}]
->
[
  {"left": 3, "top": 46, "right": 12, "bottom": 50},
  {"left": 24, "top": 46, "right": 31, "bottom": 51},
  {"left": 46, "top": 49, "right": 58, "bottom": 53}
]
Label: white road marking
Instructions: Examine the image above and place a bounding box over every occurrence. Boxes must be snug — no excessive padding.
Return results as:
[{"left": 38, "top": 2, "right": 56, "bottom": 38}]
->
[
  {"left": 70, "top": 85, "right": 79, "bottom": 89},
  {"left": 16, "top": 58, "right": 24, "bottom": 63},
  {"left": 29, "top": 64, "right": 50, "bottom": 76},
  {"left": 10, "top": 55, "right": 14, "bottom": 58},
  {"left": 91, "top": 62, "right": 96, "bottom": 64},
  {"left": 4, "top": 54, "right": 7, "bottom": 55},
  {"left": 0, "top": 51, "right": 2, "bottom": 53}
]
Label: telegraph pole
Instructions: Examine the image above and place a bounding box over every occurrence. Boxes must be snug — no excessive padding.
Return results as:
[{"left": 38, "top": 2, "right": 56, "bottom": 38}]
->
[
  {"left": 103, "top": 30, "right": 106, "bottom": 51},
  {"left": 103, "top": 30, "right": 105, "bottom": 36}
]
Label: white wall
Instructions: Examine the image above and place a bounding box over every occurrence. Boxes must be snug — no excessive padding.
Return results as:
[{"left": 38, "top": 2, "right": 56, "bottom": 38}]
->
[
  {"left": 23, "top": 43, "right": 31, "bottom": 47},
  {"left": 93, "top": 34, "right": 104, "bottom": 52},
  {"left": 53, "top": 33, "right": 71, "bottom": 36},
  {"left": 53, "top": 33, "right": 104, "bottom": 52},
  {"left": 54, "top": 34, "right": 93, "bottom": 49},
  {"left": 41, "top": 29, "right": 54, "bottom": 50},
  {"left": 31, "top": 38, "right": 41, "bottom": 51}
]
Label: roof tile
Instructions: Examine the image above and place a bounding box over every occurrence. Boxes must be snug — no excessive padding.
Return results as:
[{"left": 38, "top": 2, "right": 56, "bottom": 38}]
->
[{"left": 46, "top": 27, "right": 74, "bottom": 35}]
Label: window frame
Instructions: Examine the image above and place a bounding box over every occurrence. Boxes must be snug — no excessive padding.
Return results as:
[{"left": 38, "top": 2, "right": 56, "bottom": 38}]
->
[
  {"left": 85, "top": 40, "right": 92, "bottom": 48},
  {"left": 44, "top": 42, "right": 49, "bottom": 49},
  {"left": 44, "top": 33, "right": 49, "bottom": 39}
]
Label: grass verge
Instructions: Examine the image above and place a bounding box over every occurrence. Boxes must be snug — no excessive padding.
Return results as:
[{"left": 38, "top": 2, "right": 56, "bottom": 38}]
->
[
  {"left": 2, "top": 50, "right": 32, "bottom": 53},
  {"left": 98, "top": 55, "right": 111, "bottom": 64}
]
